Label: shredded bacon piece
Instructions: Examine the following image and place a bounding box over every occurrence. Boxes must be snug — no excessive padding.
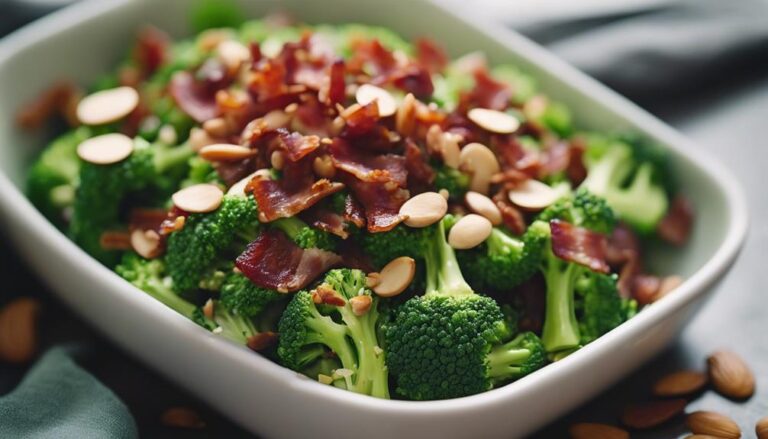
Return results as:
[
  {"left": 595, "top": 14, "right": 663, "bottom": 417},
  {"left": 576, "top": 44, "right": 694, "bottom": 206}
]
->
[
  {"left": 549, "top": 220, "right": 610, "bottom": 273},
  {"left": 326, "top": 59, "right": 346, "bottom": 106},
  {"left": 606, "top": 223, "right": 641, "bottom": 267},
  {"left": 415, "top": 38, "right": 448, "bottom": 74},
  {"left": 343, "top": 194, "right": 366, "bottom": 229},
  {"left": 329, "top": 138, "right": 407, "bottom": 186},
  {"left": 235, "top": 229, "right": 341, "bottom": 293},
  {"left": 134, "top": 26, "right": 169, "bottom": 78},
  {"left": 345, "top": 175, "right": 409, "bottom": 232},
  {"left": 460, "top": 68, "right": 511, "bottom": 111},
  {"left": 16, "top": 81, "right": 81, "bottom": 130},
  {"left": 303, "top": 206, "right": 349, "bottom": 239},
  {"left": 247, "top": 332, "right": 278, "bottom": 351},
  {"left": 566, "top": 139, "right": 588, "bottom": 185},
  {"left": 274, "top": 129, "right": 321, "bottom": 162},
  {"left": 404, "top": 139, "right": 435, "bottom": 193},
  {"left": 169, "top": 71, "right": 221, "bottom": 123},
  {"left": 492, "top": 190, "right": 526, "bottom": 235},
  {"left": 129, "top": 208, "right": 169, "bottom": 232},
  {"left": 99, "top": 231, "right": 132, "bottom": 251},
  {"left": 341, "top": 102, "right": 381, "bottom": 137},
  {"left": 632, "top": 274, "right": 662, "bottom": 305},
  {"left": 657, "top": 195, "right": 694, "bottom": 246},
  {"left": 538, "top": 141, "right": 570, "bottom": 178}
]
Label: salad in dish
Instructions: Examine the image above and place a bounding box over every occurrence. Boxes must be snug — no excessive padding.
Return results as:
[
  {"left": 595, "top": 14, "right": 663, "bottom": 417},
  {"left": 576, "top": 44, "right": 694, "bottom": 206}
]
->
[{"left": 22, "top": 11, "right": 694, "bottom": 401}]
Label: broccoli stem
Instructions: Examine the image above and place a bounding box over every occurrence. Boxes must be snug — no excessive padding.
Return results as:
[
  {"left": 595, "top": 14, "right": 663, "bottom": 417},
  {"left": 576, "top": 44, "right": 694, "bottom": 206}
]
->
[
  {"left": 541, "top": 254, "right": 582, "bottom": 353},
  {"left": 426, "top": 219, "right": 474, "bottom": 297},
  {"left": 486, "top": 227, "right": 524, "bottom": 256},
  {"left": 486, "top": 336, "right": 533, "bottom": 382},
  {"left": 154, "top": 143, "right": 194, "bottom": 173},
  {"left": 214, "top": 307, "right": 258, "bottom": 344},
  {"left": 273, "top": 216, "right": 306, "bottom": 241},
  {"left": 337, "top": 304, "right": 389, "bottom": 399},
  {"left": 304, "top": 307, "right": 357, "bottom": 372}
]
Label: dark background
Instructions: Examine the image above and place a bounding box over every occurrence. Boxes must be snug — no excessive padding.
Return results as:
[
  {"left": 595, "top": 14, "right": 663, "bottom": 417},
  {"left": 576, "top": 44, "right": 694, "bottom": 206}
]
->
[{"left": 2, "top": 1, "right": 767, "bottom": 437}]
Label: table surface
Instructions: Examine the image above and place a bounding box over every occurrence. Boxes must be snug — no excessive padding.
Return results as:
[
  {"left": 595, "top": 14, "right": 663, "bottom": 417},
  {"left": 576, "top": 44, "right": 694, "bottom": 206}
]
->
[{"left": 1, "top": 4, "right": 767, "bottom": 439}]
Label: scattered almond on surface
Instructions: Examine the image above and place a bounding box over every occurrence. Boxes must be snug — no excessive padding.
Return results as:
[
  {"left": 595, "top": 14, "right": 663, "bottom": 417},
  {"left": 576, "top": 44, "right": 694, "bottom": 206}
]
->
[
  {"left": 355, "top": 84, "right": 396, "bottom": 117},
  {"left": 76, "top": 86, "right": 139, "bottom": 125},
  {"left": 161, "top": 407, "right": 206, "bottom": 429},
  {"left": 756, "top": 415, "right": 768, "bottom": 439},
  {"left": 653, "top": 370, "right": 708, "bottom": 397},
  {"left": 0, "top": 298, "right": 41, "bottom": 364},
  {"left": 400, "top": 191, "right": 448, "bottom": 228},
  {"left": 76, "top": 133, "right": 134, "bottom": 165},
  {"left": 467, "top": 108, "right": 520, "bottom": 134},
  {"left": 707, "top": 351, "right": 755, "bottom": 399},
  {"left": 686, "top": 411, "right": 741, "bottom": 438},
  {"left": 372, "top": 257, "right": 415, "bottom": 298},
  {"left": 448, "top": 214, "right": 493, "bottom": 249},
  {"left": 172, "top": 184, "right": 224, "bottom": 213},
  {"left": 349, "top": 295, "right": 373, "bottom": 316},
  {"left": 620, "top": 398, "right": 687, "bottom": 429},
  {"left": 568, "top": 422, "right": 629, "bottom": 439}
]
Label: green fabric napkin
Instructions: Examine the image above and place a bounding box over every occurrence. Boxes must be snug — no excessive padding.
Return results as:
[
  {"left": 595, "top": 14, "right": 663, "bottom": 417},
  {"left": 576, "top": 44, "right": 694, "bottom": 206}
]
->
[{"left": 0, "top": 346, "right": 138, "bottom": 439}]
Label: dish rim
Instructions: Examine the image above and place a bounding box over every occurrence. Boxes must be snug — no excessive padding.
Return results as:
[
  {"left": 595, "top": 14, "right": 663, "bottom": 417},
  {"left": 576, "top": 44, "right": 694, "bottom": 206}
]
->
[{"left": 0, "top": 0, "right": 749, "bottom": 414}]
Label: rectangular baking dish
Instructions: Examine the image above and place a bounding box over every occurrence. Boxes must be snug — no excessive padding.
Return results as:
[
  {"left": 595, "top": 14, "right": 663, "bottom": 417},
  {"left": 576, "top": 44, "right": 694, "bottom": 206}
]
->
[{"left": 0, "top": 0, "right": 748, "bottom": 437}]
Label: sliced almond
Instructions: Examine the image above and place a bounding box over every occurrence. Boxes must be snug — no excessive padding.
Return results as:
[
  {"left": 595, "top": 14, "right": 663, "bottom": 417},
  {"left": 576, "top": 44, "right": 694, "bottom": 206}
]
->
[
  {"left": 400, "top": 192, "right": 448, "bottom": 228},
  {"left": 271, "top": 150, "right": 285, "bottom": 170},
  {"left": 653, "top": 370, "right": 708, "bottom": 397},
  {"left": 448, "top": 214, "right": 493, "bottom": 249},
  {"left": 130, "top": 229, "right": 162, "bottom": 259},
  {"left": 686, "top": 411, "right": 741, "bottom": 439},
  {"left": 355, "top": 84, "right": 397, "bottom": 117},
  {"left": 188, "top": 127, "right": 218, "bottom": 152},
  {"left": 708, "top": 350, "right": 755, "bottom": 399},
  {"left": 350, "top": 295, "right": 373, "bottom": 316},
  {"left": 441, "top": 132, "right": 462, "bottom": 169},
  {"left": 227, "top": 169, "right": 271, "bottom": 197},
  {"left": 161, "top": 407, "right": 206, "bottom": 429},
  {"left": 620, "top": 399, "right": 687, "bottom": 429},
  {"left": 158, "top": 125, "right": 177, "bottom": 145},
  {"left": 216, "top": 39, "right": 250, "bottom": 70},
  {"left": 465, "top": 191, "right": 502, "bottom": 226},
  {"left": 395, "top": 93, "right": 417, "bottom": 136},
  {"left": 508, "top": 179, "right": 561, "bottom": 210},
  {"left": 76, "top": 86, "right": 139, "bottom": 125},
  {"left": 199, "top": 144, "right": 256, "bottom": 161},
  {"left": 172, "top": 184, "right": 224, "bottom": 213},
  {"left": 76, "top": 133, "right": 134, "bottom": 165},
  {"left": 313, "top": 155, "right": 336, "bottom": 178},
  {"left": 467, "top": 108, "right": 520, "bottom": 134},
  {"left": 0, "top": 297, "right": 41, "bottom": 364},
  {"left": 202, "top": 117, "right": 229, "bottom": 138},
  {"left": 438, "top": 188, "right": 450, "bottom": 200},
  {"left": 756, "top": 415, "right": 768, "bottom": 439},
  {"left": 426, "top": 124, "right": 444, "bottom": 155},
  {"left": 569, "top": 423, "right": 629, "bottom": 439},
  {"left": 365, "top": 273, "right": 381, "bottom": 288},
  {"left": 459, "top": 142, "right": 500, "bottom": 195},
  {"left": 373, "top": 257, "right": 416, "bottom": 298}
]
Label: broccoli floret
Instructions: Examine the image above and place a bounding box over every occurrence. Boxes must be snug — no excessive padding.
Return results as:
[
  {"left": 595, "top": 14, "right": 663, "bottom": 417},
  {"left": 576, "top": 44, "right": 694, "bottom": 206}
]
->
[
  {"left": 486, "top": 332, "right": 546, "bottom": 385},
  {"left": 277, "top": 269, "right": 389, "bottom": 398},
  {"left": 27, "top": 127, "right": 92, "bottom": 228},
  {"left": 386, "top": 217, "right": 544, "bottom": 400},
  {"left": 69, "top": 138, "right": 194, "bottom": 266},
  {"left": 433, "top": 165, "right": 470, "bottom": 201},
  {"left": 359, "top": 224, "right": 430, "bottom": 269},
  {"left": 220, "top": 270, "right": 281, "bottom": 318},
  {"left": 116, "top": 253, "right": 258, "bottom": 344},
  {"left": 580, "top": 136, "right": 670, "bottom": 233},
  {"left": 166, "top": 195, "right": 259, "bottom": 293},
  {"left": 458, "top": 226, "right": 548, "bottom": 292},
  {"left": 533, "top": 190, "right": 625, "bottom": 353},
  {"left": 182, "top": 155, "right": 221, "bottom": 187},
  {"left": 190, "top": 0, "right": 244, "bottom": 33},
  {"left": 272, "top": 216, "right": 337, "bottom": 251}
]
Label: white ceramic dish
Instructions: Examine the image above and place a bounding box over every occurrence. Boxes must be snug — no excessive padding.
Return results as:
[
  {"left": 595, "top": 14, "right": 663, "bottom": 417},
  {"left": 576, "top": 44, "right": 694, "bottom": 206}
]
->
[{"left": 0, "top": 0, "right": 748, "bottom": 437}]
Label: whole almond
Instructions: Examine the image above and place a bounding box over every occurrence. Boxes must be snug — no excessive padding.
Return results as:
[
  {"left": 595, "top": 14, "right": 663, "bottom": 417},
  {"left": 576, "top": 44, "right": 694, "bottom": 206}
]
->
[
  {"left": 708, "top": 351, "right": 755, "bottom": 399},
  {"left": 621, "top": 398, "right": 687, "bottom": 429},
  {"left": 569, "top": 422, "right": 629, "bottom": 439},
  {"left": 756, "top": 415, "right": 768, "bottom": 439},
  {"left": 0, "top": 298, "right": 41, "bottom": 363},
  {"left": 686, "top": 435, "right": 728, "bottom": 439},
  {"left": 686, "top": 411, "right": 741, "bottom": 438},
  {"left": 653, "top": 370, "right": 708, "bottom": 397}
]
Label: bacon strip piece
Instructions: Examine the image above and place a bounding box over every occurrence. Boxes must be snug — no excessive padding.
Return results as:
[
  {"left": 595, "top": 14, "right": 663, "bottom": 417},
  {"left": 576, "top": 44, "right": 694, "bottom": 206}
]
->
[
  {"left": 549, "top": 220, "right": 610, "bottom": 273},
  {"left": 236, "top": 230, "right": 341, "bottom": 293},
  {"left": 460, "top": 68, "right": 511, "bottom": 111},
  {"left": 303, "top": 206, "right": 349, "bottom": 239},
  {"left": 274, "top": 129, "right": 321, "bottom": 162},
  {"left": 657, "top": 195, "right": 694, "bottom": 246},
  {"left": 343, "top": 194, "right": 366, "bottom": 229},
  {"left": 329, "top": 138, "right": 407, "bottom": 186},
  {"left": 169, "top": 71, "right": 220, "bottom": 123},
  {"left": 345, "top": 175, "right": 408, "bottom": 232},
  {"left": 248, "top": 175, "right": 344, "bottom": 223}
]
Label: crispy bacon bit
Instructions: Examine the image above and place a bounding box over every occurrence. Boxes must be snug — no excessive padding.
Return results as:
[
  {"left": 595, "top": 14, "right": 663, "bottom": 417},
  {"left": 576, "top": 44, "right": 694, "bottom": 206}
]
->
[
  {"left": 343, "top": 194, "right": 366, "bottom": 229},
  {"left": 312, "top": 284, "right": 346, "bottom": 306},
  {"left": 345, "top": 175, "right": 409, "bottom": 232},
  {"left": 566, "top": 139, "right": 588, "bottom": 185},
  {"left": 236, "top": 230, "right": 341, "bottom": 293},
  {"left": 538, "top": 141, "right": 570, "bottom": 178},
  {"left": 617, "top": 254, "right": 641, "bottom": 299},
  {"left": 134, "top": 26, "right": 169, "bottom": 78},
  {"left": 341, "top": 102, "right": 380, "bottom": 137},
  {"left": 326, "top": 59, "right": 346, "bottom": 106},
  {"left": 16, "top": 81, "right": 81, "bottom": 130},
  {"left": 329, "top": 138, "right": 407, "bottom": 185},
  {"left": 99, "top": 231, "right": 132, "bottom": 251},
  {"left": 249, "top": 42, "right": 262, "bottom": 68},
  {"left": 492, "top": 190, "right": 526, "bottom": 235},
  {"left": 491, "top": 135, "right": 540, "bottom": 177},
  {"left": 460, "top": 68, "right": 511, "bottom": 111},
  {"left": 390, "top": 66, "right": 434, "bottom": 99},
  {"left": 169, "top": 71, "right": 221, "bottom": 123},
  {"left": 348, "top": 39, "right": 398, "bottom": 80},
  {"left": 304, "top": 206, "right": 349, "bottom": 239},
  {"left": 549, "top": 220, "right": 610, "bottom": 273},
  {"left": 415, "top": 38, "right": 448, "bottom": 74},
  {"left": 159, "top": 215, "right": 186, "bottom": 235},
  {"left": 633, "top": 274, "right": 662, "bottom": 305},
  {"left": 274, "top": 129, "right": 320, "bottom": 162},
  {"left": 129, "top": 208, "right": 169, "bottom": 232},
  {"left": 657, "top": 195, "right": 694, "bottom": 246},
  {"left": 606, "top": 223, "right": 641, "bottom": 267},
  {"left": 247, "top": 159, "right": 344, "bottom": 222},
  {"left": 246, "top": 332, "right": 278, "bottom": 351},
  {"left": 404, "top": 139, "right": 435, "bottom": 192}
]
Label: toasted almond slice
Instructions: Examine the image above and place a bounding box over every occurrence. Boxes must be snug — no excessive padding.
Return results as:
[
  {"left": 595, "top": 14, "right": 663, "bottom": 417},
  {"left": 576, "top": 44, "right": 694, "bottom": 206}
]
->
[
  {"left": 199, "top": 144, "right": 256, "bottom": 161},
  {"left": 373, "top": 257, "right": 416, "bottom": 298},
  {"left": 459, "top": 142, "right": 500, "bottom": 195},
  {"left": 757, "top": 415, "right": 768, "bottom": 439},
  {"left": 271, "top": 150, "right": 285, "bottom": 170},
  {"left": 448, "top": 214, "right": 493, "bottom": 249},
  {"left": 438, "top": 188, "right": 450, "bottom": 200},
  {"left": 172, "top": 184, "right": 224, "bottom": 213},
  {"left": 467, "top": 108, "right": 520, "bottom": 134},
  {"left": 350, "top": 295, "right": 373, "bottom": 316},
  {"left": 653, "top": 370, "right": 708, "bottom": 397},
  {"left": 465, "top": 191, "right": 502, "bottom": 225},
  {"left": 441, "top": 132, "right": 461, "bottom": 168},
  {"left": 188, "top": 127, "right": 217, "bottom": 152},
  {"left": 708, "top": 350, "right": 755, "bottom": 399},
  {"left": 202, "top": 117, "right": 228, "bottom": 138},
  {"left": 508, "top": 179, "right": 560, "bottom": 210},
  {"left": 355, "top": 84, "right": 397, "bottom": 117},
  {"left": 76, "top": 133, "right": 134, "bottom": 165},
  {"left": 76, "top": 86, "right": 139, "bottom": 125},
  {"left": 395, "top": 93, "right": 416, "bottom": 136},
  {"left": 216, "top": 39, "right": 250, "bottom": 70},
  {"left": 686, "top": 411, "right": 740, "bottom": 439},
  {"left": 313, "top": 155, "right": 335, "bottom": 178},
  {"left": 365, "top": 273, "right": 381, "bottom": 288},
  {"left": 130, "top": 229, "right": 162, "bottom": 259},
  {"left": 226, "top": 169, "right": 271, "bottom": 197},
  {"left": 400, "top": 192, "right": 448, "bottom": 228},
  {"left": 569, "top": 423, "right": 629, "bottom": 439}
]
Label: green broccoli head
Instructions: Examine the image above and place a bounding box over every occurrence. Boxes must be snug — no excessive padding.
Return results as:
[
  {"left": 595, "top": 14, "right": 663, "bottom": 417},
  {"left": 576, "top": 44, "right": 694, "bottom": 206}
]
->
[
  {"left": 220, "top": 270, "right": 281, "bottom": 318},
  {"left": 166, "top": 195, "right": 259, "bottom": 293},
  {"left": 272, "top": 216, "right": 337, "bottom": 251},
  {"left": 580, "top": 136, "right": 671, "bottom": 233},
  {"left": 277, "top": 269, "right": 389, "bottom": 398},
  {"left": 27, "top": 127, "right": 92, "bottom": 228},
  {"left": 433, "top": 165, "right": 470, "bottom": 201},
  {"left": 486, "top": 332, "right": 547, "bottom": 385},
  {"left": 359, "top": 224, "right": 431, "bottom": 269},
  {"left": 575, "top": 272, "right": 624, "bottom": 345},
  {"left": 538, "top": 188, "right": 617, "bottom": 235},
  {"left": 458, "top": 226, "right": 548, "bottom": 292}
]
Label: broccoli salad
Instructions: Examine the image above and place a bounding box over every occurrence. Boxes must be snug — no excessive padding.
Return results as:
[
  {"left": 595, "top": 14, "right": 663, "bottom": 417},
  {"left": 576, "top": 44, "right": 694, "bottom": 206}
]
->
[{"left": 23, "top": 13, "right": 693, "bottom": 401}]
